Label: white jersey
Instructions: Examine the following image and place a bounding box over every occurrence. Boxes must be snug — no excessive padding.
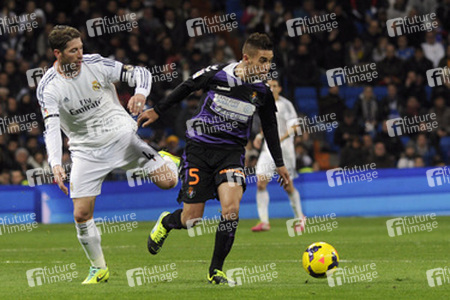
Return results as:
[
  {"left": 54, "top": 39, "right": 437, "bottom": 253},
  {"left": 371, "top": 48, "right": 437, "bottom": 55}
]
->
[
  {"left": 37, "top": 54, "right": 152, "bottom": 167},
  {"left": 261, "top": 95, "right": 297, "bottom": 153}
]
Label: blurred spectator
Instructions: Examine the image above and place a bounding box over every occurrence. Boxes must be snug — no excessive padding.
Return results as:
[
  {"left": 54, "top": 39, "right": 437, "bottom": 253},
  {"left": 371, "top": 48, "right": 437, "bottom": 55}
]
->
[
  {"left": 409, "top": 133, "right": 437, "bottom": 166},
  {"left": 13, "top": 147, "right": 33, "bottom": 174},
  {"left": 378, "top": 83, "right": 402, "bottom": 120},
  {"left": 10, "top": 169, "right": 26, "bottom": 185},
  {"left": 323, "top": 41, "right": 345, "bottom": 70},
  {"left": 397, "top": 145, "right": 416, "bottom": 168},
  {"left": 428, "top": 96, "right": 450, "bottom": 148},
  {"left": 334, "top": 110, "right": 365, "bottom": 148},
  {"left": 372, "top": 36, "right": 388, "bottom": 62},
  {"left": 421, "top": 32, "right": 445, "bottom": 68},
  {"left": 374, "top": 120, "right": 404, "bottom": 160},
  {"left": 345, "top": 37, "right": 371, "bottom": 66},
  {"left": 318, "top": 86, "right": 346, "bottom": 122},
  {"left": 165, "top": 135, "right": 182, "bottom": 156},
  {"left": 369, "top": 142, "right": 396, "bottom": 168},
  {"left": 295, "top": 143, "right": 313, "bottom": 171},
  {"left": 396, "top": 35, "right": 414, "bottom": 61},
  {"left": 287, "top": 44, "right": 319, "bottom": 88},
  {"left": 353, "top": 86, "right": 378, "bottom": 133},
  {"left": 378, "top": 44, "right": 404, "bottom": 85},
  {"left": 361, "top": 134, "right": 374, "bottom": 158},
  {"left": 339, "top": 135, "right": 366, "bottom": 167},
  {"left": 401, "top": 71, "right": 427, "bottom": 106},
  {"left": 438, "top": 44, "right": 450, "bottom": 68},
  {"left": 405, "top": 47, "right": 433, "bottom": 78}
]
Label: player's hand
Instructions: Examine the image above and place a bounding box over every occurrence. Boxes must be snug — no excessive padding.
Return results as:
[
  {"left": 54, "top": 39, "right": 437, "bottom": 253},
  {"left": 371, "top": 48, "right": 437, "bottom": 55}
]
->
[
  {"left": 275, "top": 166, "right": 290, "bottom": 189},
  {"left": 137, "top": 108, "right": 159, "bottom": 127},
  {"left": 52, "top": 165, "right": 68, "bottom": 195},
  {"left": 128, "top": 94, "right": 146, "bottom": 116}
]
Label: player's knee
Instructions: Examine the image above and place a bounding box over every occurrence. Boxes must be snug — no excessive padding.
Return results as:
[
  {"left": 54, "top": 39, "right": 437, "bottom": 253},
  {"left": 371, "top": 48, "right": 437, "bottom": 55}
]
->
[
  {"left": 74, "top": 211, "right": 93, "bottom": 223},
  {"left": 221, "top": 205, "right": 239, "bottom": 220},
  {"left": 155, "top": 172, "right": 178, "bottom": 190},
  {"left": 257, "top": 179, "right": 267, "bottom": 191}
]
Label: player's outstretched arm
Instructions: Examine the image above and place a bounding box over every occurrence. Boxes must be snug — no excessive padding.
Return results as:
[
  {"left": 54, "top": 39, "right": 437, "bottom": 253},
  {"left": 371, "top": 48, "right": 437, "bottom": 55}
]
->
[{"left": 138, "top": 65, "right": 217, "bottom": 127}]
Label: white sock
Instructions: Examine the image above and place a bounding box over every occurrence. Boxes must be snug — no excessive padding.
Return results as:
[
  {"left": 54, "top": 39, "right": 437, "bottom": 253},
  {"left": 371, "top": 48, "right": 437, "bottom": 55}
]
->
[
  {"left": 76, "top": 218, "right": 107, "bottom": 269},
  {"left": 288, "top": 188, "right": 304, "bottom": 219},
  {"left": 256, "top": 189, "right": 270, "bottom": 224},
  {"left": 162, "top": 157, "right": 178, "bottom": 186}
]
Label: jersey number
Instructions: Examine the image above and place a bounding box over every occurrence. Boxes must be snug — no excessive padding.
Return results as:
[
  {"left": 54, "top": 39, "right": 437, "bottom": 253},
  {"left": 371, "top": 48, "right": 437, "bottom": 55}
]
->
[{"left": 188, "top": 168, "right": 199, "bottom": 185}]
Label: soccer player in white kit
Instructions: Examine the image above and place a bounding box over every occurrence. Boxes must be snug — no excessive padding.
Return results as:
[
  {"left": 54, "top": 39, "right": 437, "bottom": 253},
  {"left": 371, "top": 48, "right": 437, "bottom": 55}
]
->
[
  {"left": 37, "top": 26, "right": 178, "bottom": 284},
  {"left": 252, "top": 80, "right": 305, "bottom": 232}
]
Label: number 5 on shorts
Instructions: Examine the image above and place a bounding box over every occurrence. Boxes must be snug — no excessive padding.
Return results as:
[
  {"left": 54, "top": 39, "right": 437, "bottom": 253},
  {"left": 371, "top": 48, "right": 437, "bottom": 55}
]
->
[{"left": 188, "top": 168, "right": 199, "bottom": 185}]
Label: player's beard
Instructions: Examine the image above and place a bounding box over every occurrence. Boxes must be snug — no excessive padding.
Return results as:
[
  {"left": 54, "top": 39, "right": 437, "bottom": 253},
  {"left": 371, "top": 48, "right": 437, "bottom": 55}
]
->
[{"left": 59, "top": 56, "right": 81, "bottom": 78}]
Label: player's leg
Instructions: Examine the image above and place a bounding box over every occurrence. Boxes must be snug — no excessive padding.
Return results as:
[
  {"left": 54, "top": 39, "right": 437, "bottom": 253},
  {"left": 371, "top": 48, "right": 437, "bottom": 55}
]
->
[
  {"left": 208, "top": 181, "right": 242, "bottom": 284},
  {"left": 70, "top": 151, "right": 111, "bottom": 284},
  {"left": 147, "top": 202, "right": 205, "bottom": 254},
  {"left": 73, "top": 196, "right": 109, "bottom": 284},
  {"left": 252, "top": 175, "right": 271, "bottom": 231},
  {"left": 252, "top": 152, "right": 275, "bottom": 231},
  {"left": 148, "top": 144, "right": 214, "bottom": 254},
  {"left": 283, "top": 149, "right": 305, "bottom": 232},
  {"left": 125, "top": 133, "right": 179, "bottom": 190}
]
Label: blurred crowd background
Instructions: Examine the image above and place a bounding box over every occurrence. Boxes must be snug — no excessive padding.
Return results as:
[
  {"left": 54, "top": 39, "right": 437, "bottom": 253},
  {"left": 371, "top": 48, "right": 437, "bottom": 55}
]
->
[{"left": 0, "top": 0, "right": 449, "bottom": 185}]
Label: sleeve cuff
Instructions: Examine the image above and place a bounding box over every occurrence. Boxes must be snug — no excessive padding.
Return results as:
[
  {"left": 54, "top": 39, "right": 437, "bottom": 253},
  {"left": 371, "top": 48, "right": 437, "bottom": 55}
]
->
[{"left": 134, "top": 88, "right": 149, "bottom": 98}]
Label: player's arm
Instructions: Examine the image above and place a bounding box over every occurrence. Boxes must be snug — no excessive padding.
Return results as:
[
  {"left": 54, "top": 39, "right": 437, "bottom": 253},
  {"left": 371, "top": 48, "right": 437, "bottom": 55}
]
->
[
  {"left": 38, "top": 89, "right": 68, "bottom": 195},
  {"left": 258, "top": 90, "right": 290, "bottom": 188},
  {"left": 280, "top": 100, "right": 298, "bottom": 142},
  {"left": 138, "top": 65, "right": 219, "bottom": 127},
  {"left": 100, "top": 55, "right": 152, "bottom": 115}
]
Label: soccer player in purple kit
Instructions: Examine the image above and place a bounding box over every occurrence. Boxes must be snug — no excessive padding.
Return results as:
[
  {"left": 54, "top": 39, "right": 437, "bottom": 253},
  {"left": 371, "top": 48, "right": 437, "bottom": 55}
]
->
[{"left": 138, "top": 33, "right": 290, "bottom": 284}]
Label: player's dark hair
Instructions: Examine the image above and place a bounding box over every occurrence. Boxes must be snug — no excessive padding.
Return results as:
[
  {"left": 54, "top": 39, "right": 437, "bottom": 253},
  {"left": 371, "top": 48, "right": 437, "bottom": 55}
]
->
[
  {"left": 48, "top": 25, "right": 81, "bottom": 51},
  {"left": 243, "top": 33, "right": 273, "bottom": 56}
]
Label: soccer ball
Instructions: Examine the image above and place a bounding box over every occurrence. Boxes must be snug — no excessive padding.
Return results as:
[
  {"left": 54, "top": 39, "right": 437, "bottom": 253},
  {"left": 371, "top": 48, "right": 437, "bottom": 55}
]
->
[{"left": 302, "top": 242, "right": 339, "bottom": 278}]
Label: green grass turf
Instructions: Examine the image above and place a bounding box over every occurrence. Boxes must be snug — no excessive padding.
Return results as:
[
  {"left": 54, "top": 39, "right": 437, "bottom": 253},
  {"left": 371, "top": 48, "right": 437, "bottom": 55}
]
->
[{"left": 1, "top": 217, "right": 449, "bottom": 299}]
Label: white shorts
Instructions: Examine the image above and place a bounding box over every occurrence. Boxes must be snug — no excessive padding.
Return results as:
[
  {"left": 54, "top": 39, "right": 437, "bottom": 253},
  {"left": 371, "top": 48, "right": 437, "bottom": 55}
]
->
[
  {"left": 255, "top": 146, "right": 298, "bottom": 179},
  {"left": 69, "top": 133, "right": 165, "bottom": 198}
]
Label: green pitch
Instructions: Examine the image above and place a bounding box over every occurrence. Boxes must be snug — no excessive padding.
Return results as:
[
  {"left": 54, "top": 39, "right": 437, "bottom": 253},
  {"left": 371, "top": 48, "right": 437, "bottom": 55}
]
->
[{"left": 1, "top": 217, "right": 449, "bottom": 299}]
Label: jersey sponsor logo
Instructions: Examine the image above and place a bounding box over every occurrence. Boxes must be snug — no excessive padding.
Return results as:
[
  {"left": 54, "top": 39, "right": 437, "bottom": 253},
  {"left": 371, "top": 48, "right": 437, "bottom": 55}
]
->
[
  {"left": 92, "top": 80, "right": 101, "bottom": 91},
  {"left": 216, "top": 85, "right": 231, "bottom": 92},
  {"left": 69, "top": 97, "right": 102, "bottom": 115},
  {"left": 211, "top": 94, "right": 255, "bottom": 122},
  {"left": 213, "top": 94, "right": 255, "bottom": 116}
]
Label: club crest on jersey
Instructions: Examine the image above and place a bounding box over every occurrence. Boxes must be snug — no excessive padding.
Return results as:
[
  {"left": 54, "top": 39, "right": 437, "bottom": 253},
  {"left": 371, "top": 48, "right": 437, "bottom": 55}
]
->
[
  {"left": 187, "top": 187, "right": 196, "bottom": 198},
  {"left": 92, "top": 80, "right": 101, "bottom": 91},
  {"left": 250, "top": 91, "right": 258, "bottom": 103}
]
